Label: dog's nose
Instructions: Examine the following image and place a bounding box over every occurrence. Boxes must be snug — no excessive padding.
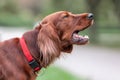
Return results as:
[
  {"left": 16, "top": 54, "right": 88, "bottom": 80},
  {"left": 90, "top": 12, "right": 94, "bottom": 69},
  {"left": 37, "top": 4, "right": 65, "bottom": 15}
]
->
[{"left": 87, "top": 13, "right": 94, "bottom": 20}]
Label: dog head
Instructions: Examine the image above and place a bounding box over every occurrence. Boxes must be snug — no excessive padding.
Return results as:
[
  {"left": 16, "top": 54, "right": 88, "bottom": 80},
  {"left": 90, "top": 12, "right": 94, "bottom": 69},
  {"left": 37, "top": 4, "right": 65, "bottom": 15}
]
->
[{"left": 35, "top": 11, "right": 94, "bottom": 67}]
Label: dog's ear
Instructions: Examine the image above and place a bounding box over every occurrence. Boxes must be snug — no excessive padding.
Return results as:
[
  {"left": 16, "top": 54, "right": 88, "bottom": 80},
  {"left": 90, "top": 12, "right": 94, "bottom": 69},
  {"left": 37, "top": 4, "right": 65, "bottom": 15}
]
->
[
  {"left": 34, "top": 22, "right": 42, "bottom": 31},
  {"left": 37, "top": 22, "right": 61, "bottom": 67}
]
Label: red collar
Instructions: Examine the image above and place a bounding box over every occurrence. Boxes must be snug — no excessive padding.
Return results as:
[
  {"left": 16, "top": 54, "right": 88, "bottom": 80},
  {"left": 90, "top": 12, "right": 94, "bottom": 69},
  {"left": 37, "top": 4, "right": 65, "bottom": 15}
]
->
[{"left": 20, "top": 37, "right": 41, "bottom": 72}]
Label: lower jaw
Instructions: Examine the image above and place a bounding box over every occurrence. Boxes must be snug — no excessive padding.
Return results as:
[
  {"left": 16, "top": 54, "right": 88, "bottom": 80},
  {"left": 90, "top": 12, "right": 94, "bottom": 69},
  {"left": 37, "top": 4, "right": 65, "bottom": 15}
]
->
[
  {"left": 72, "top": 40, "right": 89, "bottom": 45},
  {"left": 71, "top": 33, "right": 89, "bottom": 45}
]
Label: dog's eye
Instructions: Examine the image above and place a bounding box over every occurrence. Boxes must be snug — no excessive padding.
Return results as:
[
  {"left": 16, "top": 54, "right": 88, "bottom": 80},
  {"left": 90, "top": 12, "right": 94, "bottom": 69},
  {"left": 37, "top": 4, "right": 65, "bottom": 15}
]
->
[{"left": 62, "top": 14, "right": 69, "bottom": 18}]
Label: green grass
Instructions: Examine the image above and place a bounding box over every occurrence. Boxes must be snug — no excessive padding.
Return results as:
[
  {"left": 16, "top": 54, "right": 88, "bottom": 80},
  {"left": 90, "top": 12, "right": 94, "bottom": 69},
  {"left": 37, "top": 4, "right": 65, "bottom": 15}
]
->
[
  {"left": 0, "top": 12, "right": 33, "bottom": 27},
  {"left": 36, "top": 66, "right": 82, "bottom": 80}
]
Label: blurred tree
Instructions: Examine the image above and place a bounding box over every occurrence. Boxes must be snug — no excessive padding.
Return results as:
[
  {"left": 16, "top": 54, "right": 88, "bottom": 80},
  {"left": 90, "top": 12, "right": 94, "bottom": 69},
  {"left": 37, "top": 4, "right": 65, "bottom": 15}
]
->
[
  {"left": 29, "top": 0, "right": 41, "bottom": 15},
  {"left": 52, "top": 0, "right": 86, "bottom": 13},
  {"left": 17, "top": 0, "right": 41, "bottom": 15},
  {"left": 1, "top": 0, "right": 18, "bottom": 14},
  {"left": 112, "top": 0, "right": 120, "bottom": 21},
  {"left": 52, "top": 0, "right": 65, "bottom": 10},
  {"left": 85, "top": 0, "right": 101, "bottom": 43}
]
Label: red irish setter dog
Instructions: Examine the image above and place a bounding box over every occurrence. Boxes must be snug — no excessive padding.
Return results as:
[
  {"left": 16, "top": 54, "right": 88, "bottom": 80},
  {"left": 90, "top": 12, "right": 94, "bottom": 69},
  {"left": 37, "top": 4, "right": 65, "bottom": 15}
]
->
[{"left": 0, "top": 11, "right": 94, "bottom": 80}]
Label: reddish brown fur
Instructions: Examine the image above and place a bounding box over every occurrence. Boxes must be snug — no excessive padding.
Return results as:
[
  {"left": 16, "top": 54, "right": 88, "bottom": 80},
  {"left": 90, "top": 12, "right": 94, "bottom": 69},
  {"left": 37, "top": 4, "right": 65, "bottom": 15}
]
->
[{"left": 0, "top": 11, "right": 93, "bottom": 80}]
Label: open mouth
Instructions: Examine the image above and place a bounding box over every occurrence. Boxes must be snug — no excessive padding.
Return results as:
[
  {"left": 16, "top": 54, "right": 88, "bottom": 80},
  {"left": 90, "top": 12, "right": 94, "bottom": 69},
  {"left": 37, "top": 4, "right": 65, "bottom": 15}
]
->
[
  {"left": 71, "top": 19, "right": 94, "bottom": 44},
  {"left": 72, "top": 30, "right": 89, "bottom": 44}
]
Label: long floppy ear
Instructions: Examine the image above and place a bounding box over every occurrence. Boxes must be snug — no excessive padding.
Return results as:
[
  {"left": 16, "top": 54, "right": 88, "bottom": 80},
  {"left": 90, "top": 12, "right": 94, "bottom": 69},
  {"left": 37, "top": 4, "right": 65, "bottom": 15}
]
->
[{"left": 37, "top": 22, "right": 61, "bottom": 67}]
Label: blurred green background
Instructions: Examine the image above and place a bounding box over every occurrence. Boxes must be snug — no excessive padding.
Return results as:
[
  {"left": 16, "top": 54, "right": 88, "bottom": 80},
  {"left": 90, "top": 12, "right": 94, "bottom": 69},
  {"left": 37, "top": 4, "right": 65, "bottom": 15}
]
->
[
  {"left": 0, "top": 0, "right": 120, "bottom": 80},
  {"left": 0, "top": 0, "right": 120, "bottom": 47}
]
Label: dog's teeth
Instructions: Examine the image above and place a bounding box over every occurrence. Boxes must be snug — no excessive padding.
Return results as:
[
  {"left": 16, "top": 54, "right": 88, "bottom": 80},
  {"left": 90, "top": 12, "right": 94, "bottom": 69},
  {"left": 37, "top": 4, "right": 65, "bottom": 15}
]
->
[
  {"left": 76, "top": 35, "right": 79, "bottom": 37},
  {"left": 74, "top": 34, "right": 80, "bottom": 38},
  {"left": 84, "top": 35, "right": 89, "bottom": 39}
]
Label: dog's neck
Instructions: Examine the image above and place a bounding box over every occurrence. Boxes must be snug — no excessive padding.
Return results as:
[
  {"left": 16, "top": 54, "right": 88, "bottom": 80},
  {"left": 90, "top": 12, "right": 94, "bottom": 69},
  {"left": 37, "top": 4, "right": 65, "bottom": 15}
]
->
[
  {"left": 22, "top": 28, "right": 41, "bottom": 64},
  {"left": 22, "top": 26, "right": 61, "bottom": 68}
]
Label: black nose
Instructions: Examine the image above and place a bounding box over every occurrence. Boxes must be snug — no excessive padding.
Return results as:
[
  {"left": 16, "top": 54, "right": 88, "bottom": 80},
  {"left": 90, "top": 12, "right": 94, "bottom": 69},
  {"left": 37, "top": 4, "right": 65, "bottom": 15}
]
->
[{"left": 87, "top": 13, "right": 94, "bottom": 20}]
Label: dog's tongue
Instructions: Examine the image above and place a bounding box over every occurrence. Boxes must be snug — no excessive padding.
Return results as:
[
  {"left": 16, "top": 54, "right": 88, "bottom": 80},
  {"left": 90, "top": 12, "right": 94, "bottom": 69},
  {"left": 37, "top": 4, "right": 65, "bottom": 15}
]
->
[{"left": 72, "top": 33, "right": 89, "bottom": 43}]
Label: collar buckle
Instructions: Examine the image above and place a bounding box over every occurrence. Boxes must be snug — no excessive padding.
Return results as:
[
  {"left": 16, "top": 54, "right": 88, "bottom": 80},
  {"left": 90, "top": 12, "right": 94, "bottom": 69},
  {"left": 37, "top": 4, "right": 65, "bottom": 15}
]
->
[{"left": 29, "top": 59, "right": 41, "bottom": 71}]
